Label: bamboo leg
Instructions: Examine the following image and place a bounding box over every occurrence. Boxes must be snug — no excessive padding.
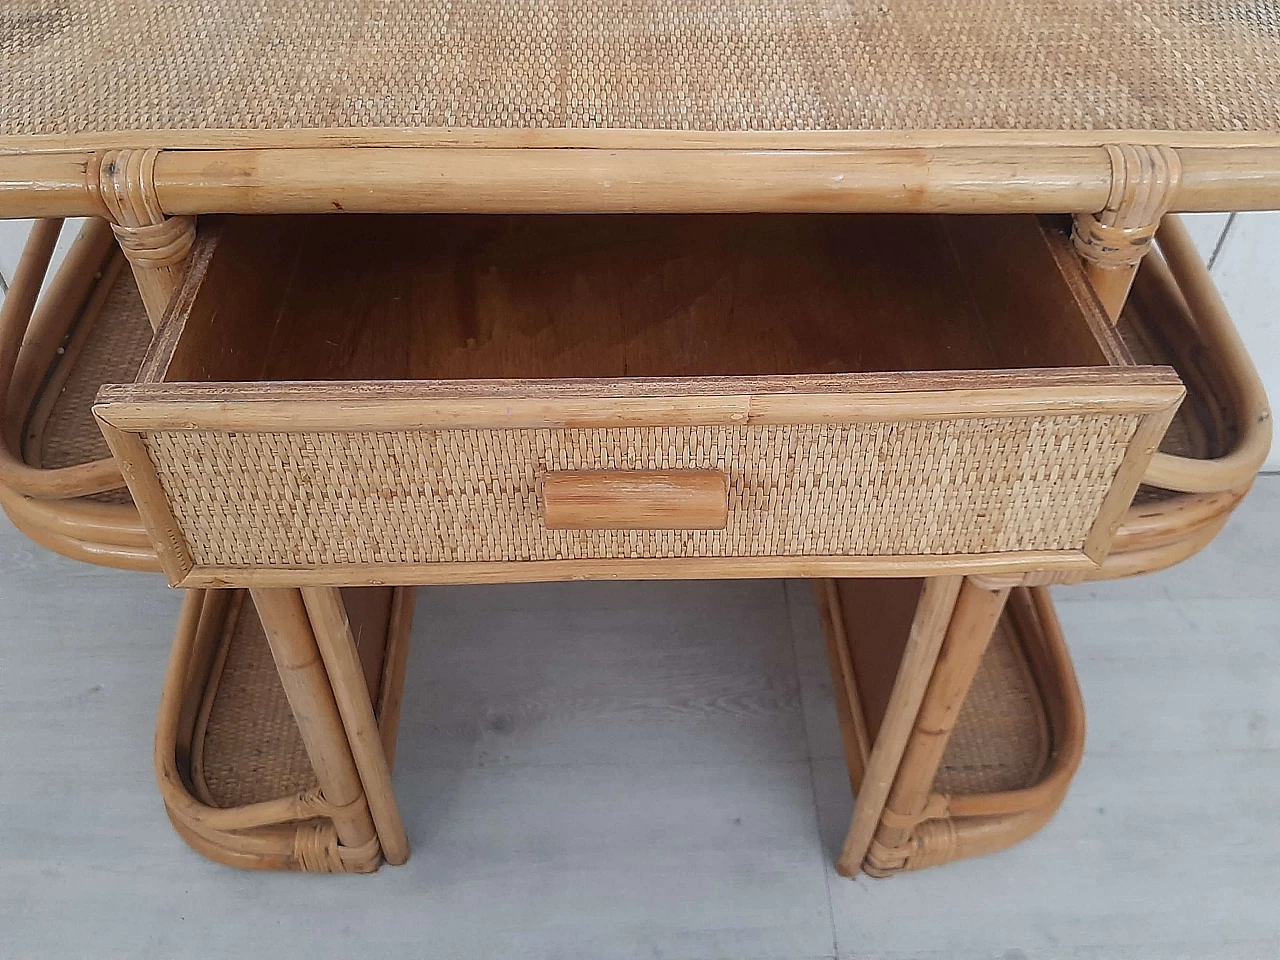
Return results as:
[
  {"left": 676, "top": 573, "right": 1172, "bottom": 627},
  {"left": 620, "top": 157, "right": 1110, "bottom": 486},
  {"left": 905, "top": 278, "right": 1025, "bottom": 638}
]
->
[
  {"left": 817, "top": 579, "right": 871, "bottom": 792},
  {"left": 835, "top": 576, "right": 963, "bottom": 877},
  {"left": 174, "top": 588, "right": 235, "bottom": 766},
  {"left": 864, "top": 576, "right": 1012, "bottom": 876},
  {"left": 301, "top": 586, "right": 410, "bottom": 866},
  {"left": 250, "top": 587, "right": 379, "bottom": 855},
  {"left": 378, "top": 587, "right": 417, "bottom": 768}
]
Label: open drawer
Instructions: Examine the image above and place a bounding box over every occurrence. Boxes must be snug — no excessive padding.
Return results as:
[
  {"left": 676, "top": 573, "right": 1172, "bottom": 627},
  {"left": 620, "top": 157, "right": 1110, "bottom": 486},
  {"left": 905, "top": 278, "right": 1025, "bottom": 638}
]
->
[{"left": 93, "top": 214, "right": 1183, "bottom": 587}]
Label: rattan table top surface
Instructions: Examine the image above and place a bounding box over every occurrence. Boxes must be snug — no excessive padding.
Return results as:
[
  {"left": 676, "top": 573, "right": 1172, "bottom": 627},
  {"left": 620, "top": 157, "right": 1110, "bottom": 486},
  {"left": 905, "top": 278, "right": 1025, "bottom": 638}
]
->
[{"left": 4, "top": 0, "right": 1279, "bottom": 144}]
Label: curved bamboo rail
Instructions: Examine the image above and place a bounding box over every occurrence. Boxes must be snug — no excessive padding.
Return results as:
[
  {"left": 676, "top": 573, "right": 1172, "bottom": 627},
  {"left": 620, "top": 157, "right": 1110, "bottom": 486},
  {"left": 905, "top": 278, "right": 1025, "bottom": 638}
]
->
[
  {"left": 891, "top": 587, "right": 1086, "bottom": 872},
  {"left": 155, "top": 590, "right": 384, "bottom": 873},
  {"left": 1139, "top": 216, "right": 1271, "bottom": 493},
  {"left": 0, "top": 218, "right": 160, "bottom": 570},
  {"left": 1093, "top": 214, "right": 1272, "bottom": 580}
]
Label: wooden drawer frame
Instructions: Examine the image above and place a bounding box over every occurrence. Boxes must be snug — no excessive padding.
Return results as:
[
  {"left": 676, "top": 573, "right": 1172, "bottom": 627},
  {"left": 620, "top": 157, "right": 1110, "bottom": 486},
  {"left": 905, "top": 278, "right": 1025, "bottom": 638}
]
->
[{"left": 93, "top": 215, "right": 1183, "bottom": 588}]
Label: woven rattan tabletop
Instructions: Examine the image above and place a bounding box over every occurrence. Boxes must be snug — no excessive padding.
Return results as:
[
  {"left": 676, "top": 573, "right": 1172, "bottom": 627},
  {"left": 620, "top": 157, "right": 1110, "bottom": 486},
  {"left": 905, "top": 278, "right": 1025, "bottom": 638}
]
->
[{"left": 4, "top": 0, "right": 1280, "bottom": 143}]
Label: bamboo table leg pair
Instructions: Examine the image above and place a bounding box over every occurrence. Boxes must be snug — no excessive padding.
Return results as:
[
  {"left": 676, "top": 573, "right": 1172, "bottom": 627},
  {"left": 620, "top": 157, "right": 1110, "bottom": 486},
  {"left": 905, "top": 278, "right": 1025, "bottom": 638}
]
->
[
  {"left": 821, "top": 574, "right": 1085, "bottom": 877},
  {"left": 156, "top": 587, "right": 415, "bottom": 872},
  {"left": 261, "top": 588, "right": 408, "bottom": 865},
  {"left": 236, "top": 573, "right": 1075, "bottom": 878}
]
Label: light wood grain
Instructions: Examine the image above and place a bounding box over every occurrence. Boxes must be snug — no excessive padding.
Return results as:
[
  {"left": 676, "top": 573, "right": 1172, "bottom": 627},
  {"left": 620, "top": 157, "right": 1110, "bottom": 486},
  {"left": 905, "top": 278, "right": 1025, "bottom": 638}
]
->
[
  {"left": 96, "top": 375, "right": 1183, "bottom": 433},
  {"left": 835, "top": 575, "right": 962, "bottom": 877},
  {"left": 250, "top": 588, "right": 379, "bottom": 853},
  {"left": 301, "top": 586, "right": 409, "bottom": 865},
  {"left": 178, "top": 551, "right": 1098, "bottom": 590},
  {"left": 864, "top": 577, "right": 1012, "bottom": 872},
  {"left": 542, "top": 471, "right": 728, "bottom": 531}
]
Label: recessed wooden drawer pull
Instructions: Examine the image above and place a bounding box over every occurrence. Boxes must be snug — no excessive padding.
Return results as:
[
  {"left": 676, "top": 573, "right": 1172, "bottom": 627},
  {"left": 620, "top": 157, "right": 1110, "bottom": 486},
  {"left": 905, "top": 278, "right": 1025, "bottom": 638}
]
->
[{"left": 541, "top": 470, "right": 729, "bottom": 530}]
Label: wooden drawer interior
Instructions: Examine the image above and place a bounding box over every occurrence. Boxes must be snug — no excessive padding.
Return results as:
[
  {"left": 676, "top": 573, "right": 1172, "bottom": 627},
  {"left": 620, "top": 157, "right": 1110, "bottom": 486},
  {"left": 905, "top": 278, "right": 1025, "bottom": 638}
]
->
[{"left": 142, "top": 213, "right": 1129, "bottom": 385}]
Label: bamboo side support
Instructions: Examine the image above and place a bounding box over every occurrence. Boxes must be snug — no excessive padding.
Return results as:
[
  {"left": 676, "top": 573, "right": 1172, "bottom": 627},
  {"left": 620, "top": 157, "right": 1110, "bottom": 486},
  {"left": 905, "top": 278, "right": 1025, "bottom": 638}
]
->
[
  {"left": 249, "top": 588, "right": 379, "bottom": 856},
  {"left": 894, "top": 587, "right": 1086, "bottom": 872},
  {"left": 944, "top": 588, "right": 1085, "bottom": 821},
  {"left": 817, "top": 579, "right": 871, "bottom": 790},
  {"left": 6, "top": 219, "right": 116, "bottom": 446},
  {"left": 174, "top": 589, "right": 236, "bottom": 764},
  {"left": 0, "top": 218, "right": 127, "bottom": 499},
  {"left": 378, "top": 587, "right": 417, "bottom": 768},
  {"left": 836, "top": 576, "right": 963, "bottom": 877},
  {"left": 864, "top": 577, "right": 1012, "bottom": 876},
  {"left": 1140, "top": 215, "right": 1272, "bottom": 493},
  {"left": 301, "top": 586, "right": 410, "bottom": 866},
  {"left": 154, "top": 590, "right": 380, "bottom": 872}
]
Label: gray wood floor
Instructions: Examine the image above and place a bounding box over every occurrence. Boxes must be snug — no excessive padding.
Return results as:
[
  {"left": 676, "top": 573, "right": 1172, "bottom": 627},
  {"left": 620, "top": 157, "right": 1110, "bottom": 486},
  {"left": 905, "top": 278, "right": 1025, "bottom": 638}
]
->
[{"left": 2, "top": 478, "right": 1277, "bottom": 960}]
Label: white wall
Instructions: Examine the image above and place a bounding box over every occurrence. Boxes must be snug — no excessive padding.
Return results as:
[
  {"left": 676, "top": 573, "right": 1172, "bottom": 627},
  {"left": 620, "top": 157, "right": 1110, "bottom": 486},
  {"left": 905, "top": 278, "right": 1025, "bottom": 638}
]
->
[{"left": 1, "top": 213, "right": 1277, "bottom": 469}]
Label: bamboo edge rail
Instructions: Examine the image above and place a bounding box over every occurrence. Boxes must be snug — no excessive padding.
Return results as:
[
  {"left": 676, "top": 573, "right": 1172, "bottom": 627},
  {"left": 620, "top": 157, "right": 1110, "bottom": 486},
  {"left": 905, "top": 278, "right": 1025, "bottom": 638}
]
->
[{"left": 2, "top": 144, "right": 1280, "bottom": 220}]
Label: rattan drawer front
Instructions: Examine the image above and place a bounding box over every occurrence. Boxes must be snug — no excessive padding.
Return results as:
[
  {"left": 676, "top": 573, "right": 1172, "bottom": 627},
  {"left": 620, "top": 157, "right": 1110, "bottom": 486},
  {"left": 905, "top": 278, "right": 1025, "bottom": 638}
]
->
[{"left": 117, "top": 406, "right": 1158, "bottom": 579}]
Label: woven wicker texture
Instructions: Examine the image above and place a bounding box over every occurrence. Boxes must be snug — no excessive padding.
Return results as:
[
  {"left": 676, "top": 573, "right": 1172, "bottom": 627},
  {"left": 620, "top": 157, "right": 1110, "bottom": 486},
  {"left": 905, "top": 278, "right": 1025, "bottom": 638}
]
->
[
  {"left": 143, "top": 415, "right": 1140, "bottom": 568},
  {"left": 1117, "top": 313, "right": 1202, "bottom": 463},
  {"left": 1117, "top": 273, "right": 1232, "bottom": 505},
  {"left": 3, "top": 1, "right": 1278, "bottom": 136},
  {"left": 933, "top": 613, "right": 1050, "bottom": 795},
  {"left": 194, "top": 597, "right": 317, "bottom": 808},
  {"left": 36, "top": 268, "right": 151, "bottom": 469}
]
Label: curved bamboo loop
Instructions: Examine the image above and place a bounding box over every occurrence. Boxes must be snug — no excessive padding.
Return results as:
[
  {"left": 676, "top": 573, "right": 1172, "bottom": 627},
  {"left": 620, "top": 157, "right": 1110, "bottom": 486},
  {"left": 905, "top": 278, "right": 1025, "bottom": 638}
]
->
[
  {"left": 0, "top": 484, "right": 153, "bottom": 547},
  {"left": 154, "top": 590, "right": 382, "bottom": 873},
  {"left": 866, "top": 587, "right": 1086, "bottom": 875},
  {"left": 0, "top": 218, "right": 128, "bottom": 499},
  {"left": 5, "top": 219, "right": 116, "bottom": 445},
  {"left": 1139, "top": 215, "right": 1272, "bottom": 493},
  {"left": 1093, "top": 512, "right": 1231, "bottom": 581},
  {"left": 1, "top": 501, "right": 161, "bottom": 571}
]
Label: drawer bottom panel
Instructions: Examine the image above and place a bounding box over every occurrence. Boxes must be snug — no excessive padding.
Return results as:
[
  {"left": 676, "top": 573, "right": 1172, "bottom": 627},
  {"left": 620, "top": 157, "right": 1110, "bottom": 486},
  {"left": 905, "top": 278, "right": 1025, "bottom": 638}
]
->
[{"left": 141, "top": 416, "right": 1143, "bottom": 568}]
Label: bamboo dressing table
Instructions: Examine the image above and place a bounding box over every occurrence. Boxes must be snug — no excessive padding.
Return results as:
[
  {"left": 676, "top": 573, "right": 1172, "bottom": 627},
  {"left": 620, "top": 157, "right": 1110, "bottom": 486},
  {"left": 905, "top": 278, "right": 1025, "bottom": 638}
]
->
[{"left": 2, "top": 0, "right": 1277, "bottom": 877}]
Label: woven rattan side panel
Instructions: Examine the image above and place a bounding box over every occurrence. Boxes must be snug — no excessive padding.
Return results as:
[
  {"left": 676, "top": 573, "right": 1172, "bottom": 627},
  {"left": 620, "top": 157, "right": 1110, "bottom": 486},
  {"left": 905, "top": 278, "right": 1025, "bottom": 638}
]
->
[{"left": 141, "top": 416, "right": 1141, "bottom": 568}]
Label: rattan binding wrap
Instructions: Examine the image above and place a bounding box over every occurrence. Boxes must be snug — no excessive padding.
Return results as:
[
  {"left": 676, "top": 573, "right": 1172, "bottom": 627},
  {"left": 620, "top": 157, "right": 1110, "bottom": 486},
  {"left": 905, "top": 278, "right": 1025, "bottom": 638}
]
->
[{"left": 4, "top": 1, "right": 1279, "bottom": 137}]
